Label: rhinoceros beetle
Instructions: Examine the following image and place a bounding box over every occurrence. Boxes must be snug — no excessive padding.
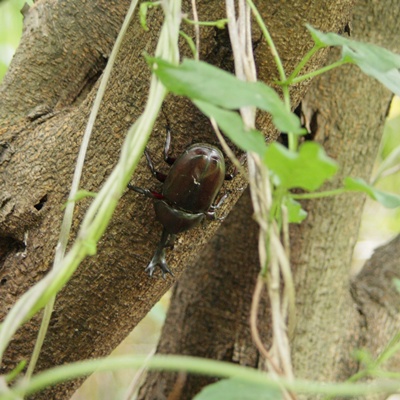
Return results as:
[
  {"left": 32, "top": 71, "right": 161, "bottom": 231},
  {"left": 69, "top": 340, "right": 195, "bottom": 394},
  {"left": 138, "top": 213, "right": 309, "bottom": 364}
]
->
[{"left": 128, "top": 128, "right": 231, "bottom": 278}]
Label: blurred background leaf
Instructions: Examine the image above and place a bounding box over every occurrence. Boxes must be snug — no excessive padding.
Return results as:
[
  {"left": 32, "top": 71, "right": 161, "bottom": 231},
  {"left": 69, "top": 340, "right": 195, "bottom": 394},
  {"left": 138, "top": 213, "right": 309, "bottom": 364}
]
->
[
  {"left": 0, "top": 0, "right": 33, "bottom": 82},
  {"left": 352, "top": 97, "right": 400, "bottom": 274}
]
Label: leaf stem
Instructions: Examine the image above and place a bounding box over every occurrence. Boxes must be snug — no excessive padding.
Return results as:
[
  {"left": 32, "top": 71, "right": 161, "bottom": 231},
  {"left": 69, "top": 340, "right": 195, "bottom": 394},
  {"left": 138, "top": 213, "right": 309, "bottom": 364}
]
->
[
  {"left": 291, "top": 188, "right": 346, "bottom": 200},
  {"left": 179, "top": 30, "right": 197, "bottom": 58},
  {"left": 287, "top": 44, "right": 321, "bottom": 82},
  {"left": 289, "top": 59, "right": 348, "bottom": 85},
  {"left": 182, "top": 17, "right": 228, "bottom": 28}
]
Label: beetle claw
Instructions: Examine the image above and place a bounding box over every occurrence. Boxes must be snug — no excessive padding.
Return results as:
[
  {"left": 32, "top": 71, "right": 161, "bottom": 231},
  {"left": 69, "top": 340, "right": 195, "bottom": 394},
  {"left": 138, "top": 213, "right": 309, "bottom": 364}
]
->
[
  {"left": 160, "top": 264, "right": 174, "bottom": 279},
  {"left": 145, "top": 241, "right": 174, "bottom": 278}
]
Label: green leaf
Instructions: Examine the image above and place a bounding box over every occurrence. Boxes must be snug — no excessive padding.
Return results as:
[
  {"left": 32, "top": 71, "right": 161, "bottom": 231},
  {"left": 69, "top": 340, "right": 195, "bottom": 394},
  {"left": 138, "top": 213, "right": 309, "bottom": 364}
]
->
[
  {"left": 193, "top": 378, "right": 282, "bottom": 400},
  {"left": 284, "top": 197, "right": 308, "bottom": 223},
  {"left": 148, "top": 57, "right": 304, "bottom": 134},
  {"left": 344, "top": 177, "right": 400, "bottom": 208},
  {"left": 380, "top": 115, "right": 400, "bottom": 160},
  {"left": 307, "top": 24, "right": 351, "bottom": 48},
  {"left": 194, "top": 100, "right": 267, "bottom": 156},
  {"left": 307, "top": 25, "right": 400, "bottom": 96},
  {"left": 264, "top": 142, "right": 338, "bottom": 190}
]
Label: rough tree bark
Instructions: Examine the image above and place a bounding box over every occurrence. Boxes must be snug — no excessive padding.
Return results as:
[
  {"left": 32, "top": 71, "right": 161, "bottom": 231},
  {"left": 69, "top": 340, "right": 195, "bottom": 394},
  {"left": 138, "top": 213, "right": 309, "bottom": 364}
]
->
[
  {"left": 138, "top": 0, "right": 400, "bottom": 399},
  {"left": 0, "top": 0, "right": 365, "bottom": 399},
  {"left": 290, "top": 0, "right": 400, "bottom": 387}
]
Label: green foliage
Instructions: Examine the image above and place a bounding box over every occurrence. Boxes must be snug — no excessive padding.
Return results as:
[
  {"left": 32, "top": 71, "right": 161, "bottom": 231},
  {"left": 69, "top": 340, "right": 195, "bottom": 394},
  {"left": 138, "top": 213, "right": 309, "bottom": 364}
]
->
[
  {"left": 147, "top": 57, "right": 304, "bottom": 134},
  {"left": 149, "top": 33, "right": 400, "bottom": 222},
  {"left": 394, "top": 278, "right": 400, "bottom": 294},
  {"left": 264, "top": 142, "right": 338, "bottom": 191},
  {"left": 194, "top": 378, "right": 282, "bottom": 400},
  {"left": 379, "top": 114, "right": 400, "bottom": 160},
  {"left": 194, "top": 100, "right": 267, "bottom": 156},
  {"left": 307, "top": 25, "right": 400, "bottom": 96},
  {"left": 284, "top": 197, "right": 308, "bottom": 223},
  {"left": 344, "top": 177, "right": 400, "bottom": 208}
]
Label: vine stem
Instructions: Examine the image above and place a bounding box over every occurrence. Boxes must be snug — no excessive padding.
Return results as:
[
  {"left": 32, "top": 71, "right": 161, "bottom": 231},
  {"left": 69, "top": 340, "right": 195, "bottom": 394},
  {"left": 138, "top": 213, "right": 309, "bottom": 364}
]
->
[
  {"left": 235, "top": 3, "right": 296, "bottom": 393},
  {"left": 190, "top": 0, "right": 200, "bottom": 60},
  {"left": 250, "top": 275, "right": 283, "bottom": 374},
  {"left": 9, "top": 355, "right": 400, "bottom": 399}
]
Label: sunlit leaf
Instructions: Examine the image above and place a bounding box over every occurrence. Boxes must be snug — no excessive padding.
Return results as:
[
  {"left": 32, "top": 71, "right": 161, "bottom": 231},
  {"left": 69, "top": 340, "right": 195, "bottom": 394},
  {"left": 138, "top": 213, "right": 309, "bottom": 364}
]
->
[
  {"left": 284, "top": 197, "right": 308, "bottom": 223},
  {"left": 307, "top": 25, "right": 400, "bottom": 96},
  {"left": 264, "top": 142, "right": 338, "bottom": 190},
  {"left": 194, "top": 100, "right": 267, "bottom": 156},
  {"left": 344, "top": 177, "right": 400, "bottom": 208},
  {"left": 193, "top": 378, "right": 282, "bottom": 400},
  {"left": 148, "top": 57, "right": 304, "bottom": 134}
]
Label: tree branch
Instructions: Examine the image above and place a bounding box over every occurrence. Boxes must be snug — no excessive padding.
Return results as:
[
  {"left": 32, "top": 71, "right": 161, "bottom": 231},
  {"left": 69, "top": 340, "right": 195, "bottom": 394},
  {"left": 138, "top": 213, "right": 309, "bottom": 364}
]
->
[{"left": 352, "top": 235, "right": 400, "bottom": 380}]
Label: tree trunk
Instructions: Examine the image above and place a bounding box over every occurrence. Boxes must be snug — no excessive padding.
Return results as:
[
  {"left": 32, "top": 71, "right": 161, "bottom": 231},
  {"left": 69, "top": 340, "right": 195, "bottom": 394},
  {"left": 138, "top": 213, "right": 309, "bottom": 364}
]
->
[
  {"left": 0, "top": 0, "right": 358, "bottom": 399},
  {"left": 138, "top": 0, "right": 400, "bottom": 399},
  {"left": 290, "top": 0, "right": 400, "bottom": 387}
]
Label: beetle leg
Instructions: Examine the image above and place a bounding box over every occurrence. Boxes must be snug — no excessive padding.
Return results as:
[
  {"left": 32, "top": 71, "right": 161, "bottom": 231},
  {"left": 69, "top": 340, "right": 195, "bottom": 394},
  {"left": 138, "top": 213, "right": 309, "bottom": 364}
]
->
[
  {"left": 145, "top": 228, "right": 175, "bottom": 278},
  {"left": 225, "top": 153, "right": 247, "bottom": 180},
  {"left": 205, "top": 210, "right": 227, "bottom": 222},
  {"left": 205, "top": 193, "right": 229, "bottom": 221},
  {"left": 210, "top": 193, "right": 228, "bottom": 210},
  {"left": 127, "top": 184, "right": 165, "bottom": 200},
  {"left": 164, "top": 233, "right": 176, "bottom": 250},
  {"left": 144, "top": 150, "right": 167, "bottom": 182},
  {"left": 163, "top": 125, "right": 176, "bottom": 165}
]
